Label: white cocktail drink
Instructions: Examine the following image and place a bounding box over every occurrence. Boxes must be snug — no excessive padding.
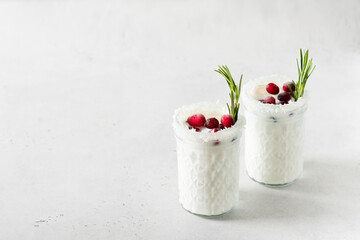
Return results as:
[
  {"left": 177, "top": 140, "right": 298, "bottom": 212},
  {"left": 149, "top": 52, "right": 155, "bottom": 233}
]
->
[
  {"left": 173, "top": 102, "right": 245, "bottom": 215},
  {"left": 242, "top": 76, "right": 308, "bottom": 186}
]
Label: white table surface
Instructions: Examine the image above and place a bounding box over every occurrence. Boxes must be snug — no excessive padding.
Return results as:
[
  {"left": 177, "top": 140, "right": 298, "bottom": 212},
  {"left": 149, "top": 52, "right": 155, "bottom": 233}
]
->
[{"left": 1, "top": 1, "right": 360, "bottom": 239}]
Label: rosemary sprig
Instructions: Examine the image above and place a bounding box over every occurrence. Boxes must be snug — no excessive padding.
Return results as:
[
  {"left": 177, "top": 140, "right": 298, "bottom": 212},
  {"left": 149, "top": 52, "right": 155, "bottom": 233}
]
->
[
  {"left": 214, "top": 65, "right": 243, "bottom": 122},
  {"left": 290, "top": 48, "right": 316, "bottom": 101}
]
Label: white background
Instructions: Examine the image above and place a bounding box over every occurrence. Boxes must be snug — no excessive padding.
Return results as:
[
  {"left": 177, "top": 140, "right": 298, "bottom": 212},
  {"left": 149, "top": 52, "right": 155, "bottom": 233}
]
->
[{"left": 0, "top": 1, "right": 360, "bottom": 239}]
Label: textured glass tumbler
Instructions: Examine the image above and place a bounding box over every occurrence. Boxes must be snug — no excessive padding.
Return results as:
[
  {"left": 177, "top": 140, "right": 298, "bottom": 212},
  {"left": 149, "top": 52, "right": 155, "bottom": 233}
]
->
[
  {"left": 173, "top": 102, "right": 245, "bottom": 216},
  {"left": 243, "top": 76, "right": 308, "bottom": 187}
]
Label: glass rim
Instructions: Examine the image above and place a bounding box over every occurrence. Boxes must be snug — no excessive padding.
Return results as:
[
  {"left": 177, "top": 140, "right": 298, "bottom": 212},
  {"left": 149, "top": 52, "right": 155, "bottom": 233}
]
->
[{"left": 173, "top": 101, "right": 245, "bottom": 144}]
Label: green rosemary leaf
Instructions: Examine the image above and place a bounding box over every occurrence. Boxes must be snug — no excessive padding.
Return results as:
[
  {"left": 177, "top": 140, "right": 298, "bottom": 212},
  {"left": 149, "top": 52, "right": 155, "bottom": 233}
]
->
[
  {"left": 300, "top": 48, "right": 303, "bottom": 70},
  {"left": 288, "top": 82, "right": 295, "bottom": 100},
  {"left": 215, "top": 65, "right": 243, "bottom": 122},
  {"left": 292, "top": 49, "right": 316, "bottom": 101}
]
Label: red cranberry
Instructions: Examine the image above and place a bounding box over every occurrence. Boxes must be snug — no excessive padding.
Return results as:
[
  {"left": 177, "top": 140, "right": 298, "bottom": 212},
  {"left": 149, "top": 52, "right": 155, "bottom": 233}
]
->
[
  {"left": 205, "top": 117, "right": 219, "bottom": 129},
  {"left": 266, "top": 83, "right": 279, "bottom": 95},
  {"left": 279, "top": 101, "right": 289, "bottom": 105},
  {"left": 283, "top": 81, "right": 295, "bottom": 92},
  {"left": 221, "top": 114, "right": 235, "bottom": 128},
  {"left": 213, "top": 140, "right": 220, "bottom": 146},
  {"left": 209, "top": 128, "right": 219, "bottom": 133},
  {"left": 263, "top": 96, "right": 276, "bottom": 104},
  {"left": 277, "top": 92, "right": 291, "bottom": 102},
  {"left": 189, "top": 126, "right": 201, "bottom": 132},
  {"left": 187, "top": 114, "right": 206, "bottom": 127}
]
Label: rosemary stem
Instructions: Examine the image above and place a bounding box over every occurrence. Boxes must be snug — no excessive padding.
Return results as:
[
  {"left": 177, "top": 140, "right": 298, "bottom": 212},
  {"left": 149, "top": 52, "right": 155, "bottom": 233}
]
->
[{"left": 215, "top": 65, "right": 243, "bottom": 122}]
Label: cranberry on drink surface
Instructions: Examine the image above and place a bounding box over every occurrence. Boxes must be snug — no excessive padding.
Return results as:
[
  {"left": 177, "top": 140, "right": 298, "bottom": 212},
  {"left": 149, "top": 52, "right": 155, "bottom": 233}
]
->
[
  {"left": 266, "top": 83, "right": 280, "bottom": 95},
  {"left": 263, "top": 96, "right": 276, "bottom": 104},
  {"left": 221, "top": 114, "right": 235, "bottom": 128},
  {"left": 279, "top": 101, "right": 289, "bottom": 105},
  {"left": 187, "top": 114, "right": 206, "bottom": 127},
  {"left": 209, "top": 128, "right": 219, "bottom": 133},
  {"left": 277, "top": 92, "right": 291, "bottom": 102},
  {"left": 283, "top": 81, "right": 295, "bottom": 92},
  {"left": 188, "top": 126, "right": 201, "bottom": 132},
  {"left": 205, "top": 117, "right": 219, "bottom": 129}
]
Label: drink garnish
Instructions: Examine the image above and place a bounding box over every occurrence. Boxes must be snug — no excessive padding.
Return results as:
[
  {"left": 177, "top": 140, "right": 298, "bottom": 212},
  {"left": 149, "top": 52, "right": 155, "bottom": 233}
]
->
[{"left": 215, "top": 65, "right": 243, "bottom": 122}]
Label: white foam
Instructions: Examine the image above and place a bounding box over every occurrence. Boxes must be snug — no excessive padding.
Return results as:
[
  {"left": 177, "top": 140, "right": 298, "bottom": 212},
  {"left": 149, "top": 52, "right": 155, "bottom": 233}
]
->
[
  {"left": 242, "top": 75, "right": 308, "bottom": 119},
  {"left": 172, "top": 101, "right": 245, "bottom": 143}
]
